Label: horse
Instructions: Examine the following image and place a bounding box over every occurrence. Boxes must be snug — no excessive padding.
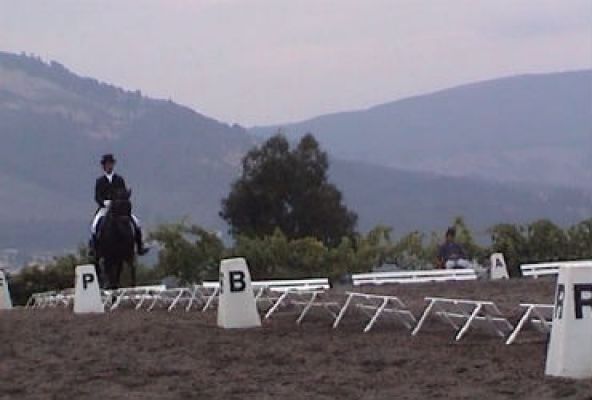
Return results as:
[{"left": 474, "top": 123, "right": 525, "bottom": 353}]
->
[{"left": 94, "top": 189, "right": 136, "bottom": 290}]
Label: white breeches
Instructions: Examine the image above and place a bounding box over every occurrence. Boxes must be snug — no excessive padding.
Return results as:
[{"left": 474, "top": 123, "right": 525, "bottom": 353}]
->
[
  {"left": 91, "top": 208, "right": 140, "bottom": 234},
  {"left": 445, "top": 259, "right": 472, "bottom": 269}
]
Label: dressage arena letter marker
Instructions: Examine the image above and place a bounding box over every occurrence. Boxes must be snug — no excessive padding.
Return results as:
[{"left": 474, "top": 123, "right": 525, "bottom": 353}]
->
[
  {"left": 490, "top": 253, "right": 509, "bottom": 280},
  {"left": 217, "top": 258, "right": 261, "bottom": 329},
  {"left": 0, "top": 270, "right": 13, "bottom": 310},
  {"left": 545, "top": 263, "right": 592, "bottom": 378},
  {"left": 73, "top": 265, "right": 104, "bottom": 314}
]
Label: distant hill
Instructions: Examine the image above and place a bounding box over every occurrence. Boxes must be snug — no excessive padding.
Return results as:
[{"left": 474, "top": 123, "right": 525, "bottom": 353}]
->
[
  {"left": 330, "top": 160, "right": 591, "bottom": 235},
  {"left": 0, "top": 52, "right": 590, "bottom": 254},
  {"left": 251, "top": 71, "right": 592, "bottom": 190},
  {"left": 0, "top": 52, "right": 255, "bottom": 251}
]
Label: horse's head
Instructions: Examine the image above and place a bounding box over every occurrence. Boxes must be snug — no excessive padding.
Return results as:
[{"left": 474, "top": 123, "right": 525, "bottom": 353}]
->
[
  {"left": 113, "top": 187, "right": 132, "bottom": 201},
  {"left": 109, "top": 188, "right": 132, "bottom": 218}
]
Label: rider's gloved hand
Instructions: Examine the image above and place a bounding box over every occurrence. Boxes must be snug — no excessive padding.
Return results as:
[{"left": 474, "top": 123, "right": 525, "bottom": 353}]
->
[{"left": 104, "top": 200, "right": 112, "bottom": 207}]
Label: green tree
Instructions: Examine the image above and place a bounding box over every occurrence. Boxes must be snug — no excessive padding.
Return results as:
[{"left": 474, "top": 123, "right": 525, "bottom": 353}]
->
[
  {"left": 352, "top": 226, "right": 394, "bottom": 271},
  {"left": 220, "top": 133, "right": 357, "bottom": 247},
  {"left": 526, "top": 219, "right": 569, "bottom": 262},
  {"left": 490, "top": 223, "right": 528, "bottom": 277},
  {"left": 149, "top": 221, "right": 224, "bottom": 283},
  {"left": 452, "top": 216, "right": 485, "bottom": 260},
  {"left": 231, "top": 229, "right": 291, "bottom": 279},
  {"left": 8, "top": 246, "right": 90, "bottom": 305},
  {"left": 567, "top": 218, "right": 592, "bottom": 259},
  {"left": 393, "top": 231, "right": 430, "bottom": 269}
]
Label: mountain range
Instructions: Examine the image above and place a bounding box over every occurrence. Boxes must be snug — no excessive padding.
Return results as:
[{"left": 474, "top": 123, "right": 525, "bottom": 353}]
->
[
  {"left": 0, "top": 52, "right": 590, "bottom": 255},
  {"left": 251, "top": 70, "right": 592, "bottom": 191}
]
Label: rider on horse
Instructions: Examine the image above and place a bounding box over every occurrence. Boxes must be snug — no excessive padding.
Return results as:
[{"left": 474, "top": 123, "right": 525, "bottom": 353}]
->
[{"left": 90, "top": 154, "right": 149, "bottom": 256}]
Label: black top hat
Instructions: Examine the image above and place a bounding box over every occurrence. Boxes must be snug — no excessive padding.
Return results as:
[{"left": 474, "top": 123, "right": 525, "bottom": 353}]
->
[{"left": 101, "top": 154, "right": 116, "bottom": 165}]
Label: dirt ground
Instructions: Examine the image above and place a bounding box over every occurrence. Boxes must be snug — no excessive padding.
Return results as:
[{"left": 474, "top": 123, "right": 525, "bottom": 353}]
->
[{"left": 1, "top": 279, "right": 591, "bottom": 400}]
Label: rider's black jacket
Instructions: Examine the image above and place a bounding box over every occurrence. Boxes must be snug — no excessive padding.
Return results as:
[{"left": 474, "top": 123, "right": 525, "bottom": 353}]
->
[{"left": 95, "top": 174, "right": 127, "bottom": 209}]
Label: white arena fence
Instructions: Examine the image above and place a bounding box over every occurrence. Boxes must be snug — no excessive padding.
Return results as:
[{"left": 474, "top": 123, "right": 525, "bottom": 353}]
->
[
  {"left": 332, "top": 292, "right": 416, "bottom": 332},
  {"left": 23, "top": 267, "right": 567, "bottom": 345},
  {"left": 352, "top": 269, "right": 477, "bottom": 286},
  {"left": 411, "top": 297, "right": 514, "bottom": 341},
  {"left": 505, "top": 303, "right": 553, "bottom": 345},
  {"left": 520, "top": 260, "right": 592, "bottom": 279}
]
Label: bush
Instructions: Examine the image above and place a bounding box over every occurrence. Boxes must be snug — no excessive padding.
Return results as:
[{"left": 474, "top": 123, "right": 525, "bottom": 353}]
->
[
  {"left": 10, "top": 217, "right": 592, "bottom": 298},
  {"left": 8, "top": 247, "right": 90, "bottom": 305},
  {"left": 149, "top": 221, "right": 224, "bottom": 284}
]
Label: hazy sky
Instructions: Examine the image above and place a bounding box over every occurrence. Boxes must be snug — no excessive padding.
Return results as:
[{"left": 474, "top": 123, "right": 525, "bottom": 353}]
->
[{"left": 1, "top": 0, "right": 590, "bottom": 125}]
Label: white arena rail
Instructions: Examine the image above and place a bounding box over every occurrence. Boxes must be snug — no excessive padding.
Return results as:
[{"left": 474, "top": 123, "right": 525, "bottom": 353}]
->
[
  {"left": 157, "top": 278, "right": 331, "bottom": 312},
  {"left": 147, "top": 281, "right": 219, "bottom": 312},
  {"left": 521, "top": 263, "right": 560, "bottom": 279},
  {"left": 26, "top": 289, "right": 73, "bottom": 309},
  {"left": 411, "top": 297, "right": 514, "bottom": 341},
  {"left": 109, "top": 285, "right": 167, "bottom": 311},
  {"left": 187, "top": 278, "right": 330, "bottom": 312},
  {"left": 253, "top": 278, "right": 330, "bottom": 311},
  {"left": 520, "top": 260, "right": 592, "bottom": 279},
  {"left": 264, "top": 287, "right": 338, "bottom": 324},
  {"left": 352, "top": 269, "right": 477, "bottom": 286},
  {"left": 253, "top": 278, "right": 329, "bottom": 292},
  {"left": 332, "top": 292, "right": 416, "bottom": 333},
  {"left": 505, "top": 303, "right": 554, "bottom": 345},
  {"left": 25, "top": 291, "right": 56, "bottom": 309}
]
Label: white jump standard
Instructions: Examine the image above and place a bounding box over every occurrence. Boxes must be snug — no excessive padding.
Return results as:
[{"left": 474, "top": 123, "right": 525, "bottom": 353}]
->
[
  {"left": 412, "top": 297, "right": 513, "bottom": 341},
  {"left": 332, "top": 292, "right": 416, "bottom": 333}
]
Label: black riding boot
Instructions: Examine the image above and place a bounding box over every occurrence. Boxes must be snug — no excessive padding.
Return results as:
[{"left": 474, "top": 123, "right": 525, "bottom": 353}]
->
[
  {"left": 134, "top": 227, "right": 149, "bottom": 256},
  {"left": 88, "top": 235, "right": 97, "bottom": 258}
]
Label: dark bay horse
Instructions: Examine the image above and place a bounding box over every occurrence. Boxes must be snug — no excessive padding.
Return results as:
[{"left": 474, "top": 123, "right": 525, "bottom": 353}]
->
[{"left": 95, "top": 189, "right": 136, "bottom": 289}]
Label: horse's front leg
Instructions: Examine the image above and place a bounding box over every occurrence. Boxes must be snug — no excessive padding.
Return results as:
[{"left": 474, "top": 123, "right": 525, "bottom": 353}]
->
[
  {"left": 114, "top": 260, "right": 124, "bottom": 289},
  {"left": 130, "top": 259, "right": 137, "bottom": 287},
  {"left": 104, "top": 258, "right": 118, "bottom": 290},
  {"left": 95, "top": 258, "right": 105, "bottom": 289}
]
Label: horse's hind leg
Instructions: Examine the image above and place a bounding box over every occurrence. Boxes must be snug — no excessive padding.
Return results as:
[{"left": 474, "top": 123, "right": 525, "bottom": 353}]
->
[{"left": 104, "top": 259, "right": 118, "bottom": 290}]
